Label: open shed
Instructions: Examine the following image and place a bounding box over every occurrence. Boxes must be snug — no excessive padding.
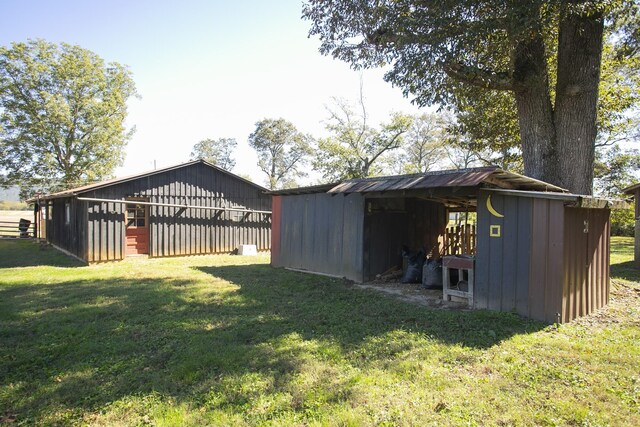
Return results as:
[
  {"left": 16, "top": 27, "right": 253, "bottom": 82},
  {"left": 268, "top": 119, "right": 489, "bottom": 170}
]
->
[
  {"left": 271, "top": 167, "right": 621, "bottom": 323},
  {"left": 623, "top": 182, "right": 640, "bottom": 267},
  {"left": 32, "top": 160, "right": 271, "bottom": 262}
]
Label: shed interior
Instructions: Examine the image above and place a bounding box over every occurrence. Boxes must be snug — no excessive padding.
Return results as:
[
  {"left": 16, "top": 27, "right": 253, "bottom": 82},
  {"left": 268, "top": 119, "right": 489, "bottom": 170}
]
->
[{"left": 362, "top": 194, "right": 475, "bottom": 282}]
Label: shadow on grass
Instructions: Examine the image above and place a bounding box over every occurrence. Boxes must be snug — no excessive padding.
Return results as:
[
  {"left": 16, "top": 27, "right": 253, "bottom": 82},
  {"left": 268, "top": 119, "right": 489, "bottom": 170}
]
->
[
  {"left": 0, "top": 261, "right": 544, "bottom": 424},
  {"left": 0, "top": 240, "right": 84, "bottom": 268},
  {"left": 611, "top": 260, "right": 640, "bottom": 283}
]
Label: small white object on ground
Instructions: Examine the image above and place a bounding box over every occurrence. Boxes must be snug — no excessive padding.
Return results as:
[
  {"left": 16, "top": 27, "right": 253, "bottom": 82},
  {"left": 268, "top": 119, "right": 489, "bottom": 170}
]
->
[{"left": 237, "top": 244, "right": 257, "bottom": 256}]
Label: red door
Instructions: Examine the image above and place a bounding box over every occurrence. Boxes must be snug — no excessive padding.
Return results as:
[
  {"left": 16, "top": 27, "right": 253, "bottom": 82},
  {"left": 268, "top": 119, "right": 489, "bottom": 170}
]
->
[{"left": 125, "top": 201, "right": 149, "bottom": 255}]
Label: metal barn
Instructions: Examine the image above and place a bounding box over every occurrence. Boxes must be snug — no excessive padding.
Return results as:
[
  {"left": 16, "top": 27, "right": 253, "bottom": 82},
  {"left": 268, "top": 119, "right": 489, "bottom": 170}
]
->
[
  {"left": 271, "top": 167, "right": 621, "bottom": 323},
  {"left": 33, "top": 160, "right": 271, "bottom": 262}
]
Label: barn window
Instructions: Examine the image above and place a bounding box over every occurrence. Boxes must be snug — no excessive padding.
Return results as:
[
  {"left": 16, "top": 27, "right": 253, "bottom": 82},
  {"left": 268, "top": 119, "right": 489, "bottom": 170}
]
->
[
  {"left": 64, "top": 202, "right": 70, "bottom": 225},
  {"left": 126, "top": 204, "right": 146, "bottom": 227}
]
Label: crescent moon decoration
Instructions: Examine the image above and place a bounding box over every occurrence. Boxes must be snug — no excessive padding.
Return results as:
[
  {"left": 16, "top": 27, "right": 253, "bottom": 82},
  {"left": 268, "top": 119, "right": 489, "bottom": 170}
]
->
[{"left": 486, "top": 195, "right": 504, "bottom": 218}]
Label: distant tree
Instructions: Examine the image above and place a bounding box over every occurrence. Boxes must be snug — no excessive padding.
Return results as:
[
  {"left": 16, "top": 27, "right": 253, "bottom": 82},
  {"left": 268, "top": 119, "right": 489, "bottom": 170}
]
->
[
  {"left": 399, "top": 113, "right": 449, "bottom": 174},
  {"left": 314, "top": 93, "right": 412, "bottom": 181},
  {"left": 190, "top": 138, "right": 236, "bottom": 170},
  {"left": 0, "top": 39, "right": 137, "bottom": 199},
  {"left": 248, "top": 118, "right": 312, "bottom": 190},
  {"left": 594, "top": 145, "right": 640, "bottom": 197}
]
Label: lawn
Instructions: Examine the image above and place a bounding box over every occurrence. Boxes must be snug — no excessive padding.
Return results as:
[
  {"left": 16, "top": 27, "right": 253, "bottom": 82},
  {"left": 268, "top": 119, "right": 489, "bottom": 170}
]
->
[{"left": 0, "top": 239, "right": 638, "bottom": 426}]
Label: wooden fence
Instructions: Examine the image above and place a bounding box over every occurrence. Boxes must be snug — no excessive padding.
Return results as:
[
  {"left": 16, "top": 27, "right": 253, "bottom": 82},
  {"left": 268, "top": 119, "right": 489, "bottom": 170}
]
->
[
  {"left": 443, "top": 224, "right": 476, "bottom": 255},
  {"left": 0, "top": 220, "right": 35, "bottom": 238}
]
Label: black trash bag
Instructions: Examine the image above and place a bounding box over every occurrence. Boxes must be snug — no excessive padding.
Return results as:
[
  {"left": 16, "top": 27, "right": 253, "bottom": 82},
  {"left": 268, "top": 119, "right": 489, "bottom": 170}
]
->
[
  {"left": 421, "top": 258, "right": 443, "bottom": 289},
  {"left": 400, "top": 246, "right": 425, "bottom": 283}
]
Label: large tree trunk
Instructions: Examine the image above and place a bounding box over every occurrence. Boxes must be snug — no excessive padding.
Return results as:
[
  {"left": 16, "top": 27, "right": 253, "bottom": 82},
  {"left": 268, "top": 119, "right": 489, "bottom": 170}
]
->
[
  {"left": 554, "top": 9, "right": 604, "bottom": 195},
  {"left": 512, "top": 36, "right": 559, "bottom": 185}
]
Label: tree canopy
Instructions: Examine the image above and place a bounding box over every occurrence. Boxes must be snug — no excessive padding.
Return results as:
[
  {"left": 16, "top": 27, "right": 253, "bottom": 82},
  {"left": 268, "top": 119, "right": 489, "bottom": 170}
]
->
[
  {"left": 0, "top": 39, "right": 138, "bottom": 198},
  {"left": 190, "top": 138, "right": 237, "bottom": 171},
  {"left": 248, "top": 118, "right": 312, "bottom": 190},
  {"left": 303, "top": 0, "right": 639, "bottom": 194}
]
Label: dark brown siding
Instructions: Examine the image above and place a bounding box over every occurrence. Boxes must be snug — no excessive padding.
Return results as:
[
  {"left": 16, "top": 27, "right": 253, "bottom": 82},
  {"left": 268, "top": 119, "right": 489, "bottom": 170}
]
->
[
  {"left": 562, "top": 207, "right": 610, "bottom": 322},
  {"left": 81, "top": 162, "right": 270, "bottom": 262},
  {"left": 476, "top": 191, "right": 535, "bottom": 318},
  {"left": 273, "top": 192, "right": 365, "bottom": 282}
]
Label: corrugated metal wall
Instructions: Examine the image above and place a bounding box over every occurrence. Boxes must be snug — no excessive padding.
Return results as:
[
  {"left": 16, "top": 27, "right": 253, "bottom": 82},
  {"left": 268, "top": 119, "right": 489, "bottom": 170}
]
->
[
  {"left": 83, "top": 162, "right": 271, "bottom": 262},
  {"left": 562, "top": 207, "right": 610, "bottom": 322},
  {"left": 271, "top": 192, "right": 364, "bottom": 282}
]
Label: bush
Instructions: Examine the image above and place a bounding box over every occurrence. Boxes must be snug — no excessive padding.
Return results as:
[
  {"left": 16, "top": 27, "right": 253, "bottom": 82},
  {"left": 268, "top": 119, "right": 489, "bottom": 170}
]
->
[{"left": 610, "top": 202, "right": 635, "bottom": 236}]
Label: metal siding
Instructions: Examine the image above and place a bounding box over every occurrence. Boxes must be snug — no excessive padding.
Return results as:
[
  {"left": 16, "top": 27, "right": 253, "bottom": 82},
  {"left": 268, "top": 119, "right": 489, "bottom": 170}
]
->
[
  {"left": 545, "top": 201, "right": 564, "bottom": 323},
  {"left": 342, "top": 195, "right": 365, "bottom": 282},
  {"left": 475, "top": 195, "right": 490, "bottom": 310},
  {"left": 515, "top": 198, "right": 532, "bottom": 317},
  {"left": 529, "top": 198, "right": 549, "bottom": 321},
  {"left": 562, "top": 207, "right": 611, "bottom": 322},
  {"left": 276, "top": 192, "right": 364, "bottom": 281},
  {"left": 487, "top": 193, "right": 505, "bottom": 311},
  {"left": 476, "top": 191, "right": 532, "bottom": 316},
  {"left": 270, "top": 196, "right": 282, "bottom": 266},
  {"left": 500, "top": 195, "right": 518, "bottom": 311}
]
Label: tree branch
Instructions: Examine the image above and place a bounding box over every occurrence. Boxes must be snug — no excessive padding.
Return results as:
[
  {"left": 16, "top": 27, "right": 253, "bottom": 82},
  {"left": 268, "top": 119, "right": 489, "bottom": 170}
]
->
[{"left": 444, "top": 62, "right": 521, "bottom": 91}]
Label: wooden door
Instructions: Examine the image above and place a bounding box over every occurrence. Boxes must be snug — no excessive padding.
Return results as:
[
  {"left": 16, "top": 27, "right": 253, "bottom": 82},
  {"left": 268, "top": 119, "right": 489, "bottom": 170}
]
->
[{"left": 125, "top": 201, "right": 149, "bottom": 255}]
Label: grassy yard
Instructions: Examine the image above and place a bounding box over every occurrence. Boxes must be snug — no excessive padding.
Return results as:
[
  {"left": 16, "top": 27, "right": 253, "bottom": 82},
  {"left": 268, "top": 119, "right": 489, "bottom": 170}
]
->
[{"left": 0, "top": 239, "right": 638, "bottom": 426}]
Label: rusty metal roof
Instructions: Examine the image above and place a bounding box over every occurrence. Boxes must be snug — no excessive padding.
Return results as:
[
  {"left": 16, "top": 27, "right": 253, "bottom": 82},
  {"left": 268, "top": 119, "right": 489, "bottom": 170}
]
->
[{"left": 327, "top": 167, "right": 567, "bottom": 194}]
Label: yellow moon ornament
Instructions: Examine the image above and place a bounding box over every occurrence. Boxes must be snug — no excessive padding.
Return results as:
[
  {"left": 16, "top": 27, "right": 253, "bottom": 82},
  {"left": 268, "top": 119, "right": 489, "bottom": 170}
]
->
[{"left": 486, "top": 195, "right": 504, "bottom": 218}]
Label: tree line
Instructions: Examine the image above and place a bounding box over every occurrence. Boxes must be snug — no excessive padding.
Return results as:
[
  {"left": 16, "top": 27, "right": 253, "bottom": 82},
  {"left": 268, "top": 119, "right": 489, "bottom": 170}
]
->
[{"left": 2, "top": 5, "right": 639, "bottom": 202}]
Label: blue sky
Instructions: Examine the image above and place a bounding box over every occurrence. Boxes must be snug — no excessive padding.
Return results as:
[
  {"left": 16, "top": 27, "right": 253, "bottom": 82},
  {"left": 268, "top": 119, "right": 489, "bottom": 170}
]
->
[{"left": 0, "top": 0, "right": 423, "bottom": 185}]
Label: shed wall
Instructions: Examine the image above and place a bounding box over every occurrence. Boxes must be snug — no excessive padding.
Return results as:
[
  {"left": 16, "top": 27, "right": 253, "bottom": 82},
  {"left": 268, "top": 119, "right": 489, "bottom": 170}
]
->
[
  {"left": 476, "top": 191, "right": 537, "bottom": 318},
  {"left": 83, "top": 162, "right": 270, "bottom": 262},
  {"left": 272, "top": 192, "right": 364, "bottom": 282},
  {"left": 562, "top": 207, "right": 610, "bottom": 322}
]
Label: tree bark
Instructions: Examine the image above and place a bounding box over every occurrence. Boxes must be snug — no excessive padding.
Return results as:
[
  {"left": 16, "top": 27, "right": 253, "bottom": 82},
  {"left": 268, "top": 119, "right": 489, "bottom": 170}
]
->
[
  {"left": 511, "top": 36, "right": 559, "bottom": 185},
  {"left": 554, "top": 9, "right": 604, "bottom": 195}
]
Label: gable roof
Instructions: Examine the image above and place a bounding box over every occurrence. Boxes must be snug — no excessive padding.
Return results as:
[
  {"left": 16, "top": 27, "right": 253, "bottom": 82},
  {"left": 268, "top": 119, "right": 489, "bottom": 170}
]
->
[
  {"left": 326, "top": 167, "right": 566, "bottom": 194},
  {"left": 32, "top": 160, "right": 267, "bottom": 201}
]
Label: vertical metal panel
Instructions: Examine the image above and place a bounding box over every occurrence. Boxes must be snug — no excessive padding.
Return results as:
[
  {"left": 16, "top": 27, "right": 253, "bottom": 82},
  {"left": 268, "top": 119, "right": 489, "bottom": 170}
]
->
[
  {"left": 562, "top": 207, "right": 611, "bottom": 322},
  {"left": 476, "top": 191, "right": 532, "bottom": 316},
  {"left": 528, "top": 198, "right": 564, "bottom": 323},
  {"left": 342, "top": 194, "right": 364, "bottom": 281},
  {"left": 270, "top": 196, "right": 282, "bottom": 266},
  {"left": 275, "top": 192, "right": 364, "bottom": 282}
]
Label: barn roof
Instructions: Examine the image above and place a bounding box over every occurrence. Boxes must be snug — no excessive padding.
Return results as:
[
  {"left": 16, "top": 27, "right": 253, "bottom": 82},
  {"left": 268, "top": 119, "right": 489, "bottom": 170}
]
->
[
  {"left": 327, "top": 166, "right": 566, "bottom": 194},
  {"left": 31, "top": 160, "right": 268, "bottom": 201}
]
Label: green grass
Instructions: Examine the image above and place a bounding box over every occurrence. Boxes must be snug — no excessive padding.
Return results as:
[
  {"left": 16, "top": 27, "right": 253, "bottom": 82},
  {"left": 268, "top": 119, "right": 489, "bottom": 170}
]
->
[{"left": 0, "top": 238, "right": 639, "bottom": 426}]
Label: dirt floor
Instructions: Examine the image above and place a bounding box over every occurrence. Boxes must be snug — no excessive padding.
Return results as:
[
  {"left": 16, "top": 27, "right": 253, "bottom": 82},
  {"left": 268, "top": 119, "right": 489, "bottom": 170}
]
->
[{"left": 355, "top": 270, "right": 469, "bottom": 310}]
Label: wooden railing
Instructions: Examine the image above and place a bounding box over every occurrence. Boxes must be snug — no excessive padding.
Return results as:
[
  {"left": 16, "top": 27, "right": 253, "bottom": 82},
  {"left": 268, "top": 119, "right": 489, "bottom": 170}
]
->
[
  {"left": 443, "top": 224, "right": 476, "bottom": 256},
  {"left": 0, "top": 220, "right": 35, "bottom": 238}
]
